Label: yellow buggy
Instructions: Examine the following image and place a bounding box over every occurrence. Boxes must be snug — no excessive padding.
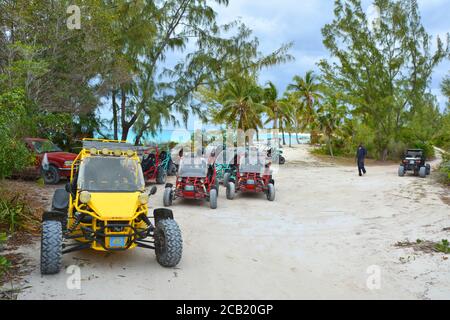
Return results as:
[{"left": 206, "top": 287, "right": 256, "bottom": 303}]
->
[{"left": 40, "top": 139, "right": 182, "bottom": 274}]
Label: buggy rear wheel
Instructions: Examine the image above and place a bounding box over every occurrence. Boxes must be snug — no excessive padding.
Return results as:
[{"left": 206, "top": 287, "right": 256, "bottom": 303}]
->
[
  {"left": 210, "top": 188, "right": 218, "bottom": 209},
  {"left": 156, "top": 169, "right": 167, "bottom": 184},
  {"left": 40, "top": 220, "right": 62, "bottom": 275},
  {"left": 398, "top": 166, "right": 405, "bottom": 177},
  {"left": 223, "top": 173, "right": 231, "bottom": 187},
  {"left": 267, "top": 183, "right": 275, "bottom": 201},
  {"left": 154, "top": 219, "right": 182, "bottom": 268},
  {"left": 226, "top": 182, "right": 235, "bottom": 200},
  {"left": 168, "top": 163, "right": 178, "bottom": 176},
  {"left": 163, "top": 187, "right": 173, "bottom": 207},
  {"left": 279, "top": 156, "right": 286, "bottom": 165}
]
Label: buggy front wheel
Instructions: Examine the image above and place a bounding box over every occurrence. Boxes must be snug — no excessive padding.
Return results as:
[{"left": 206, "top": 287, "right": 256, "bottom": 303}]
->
[
  {"left": 40, "top": 220, "right": 63, "bottom": 275},
  {"left": 163, "top": 187, "right": 173, "bottom": 207},
  {"left": 267, "top": 183, "right": 275, "bottom": 201},
  {"left": 419, "top": 166, "right": 426, "bottom": 178},
  {"left": 209, "top": 188, "right": 218, "bottom": 209},
  {"left": 426, "top": 164, "right": 431, "bottom": 175},
  {"left": 154, "top": 219, "right": 182, "bottom": 268}
]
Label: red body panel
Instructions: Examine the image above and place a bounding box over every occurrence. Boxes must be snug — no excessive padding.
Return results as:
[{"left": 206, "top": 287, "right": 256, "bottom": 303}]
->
[{"left": 23, "top": 138, "right": 77, "bottom": 178}]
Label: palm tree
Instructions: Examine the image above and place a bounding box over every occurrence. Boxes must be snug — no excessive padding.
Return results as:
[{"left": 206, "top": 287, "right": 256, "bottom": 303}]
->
[
  {"left": 215, "top": 77, "right": 266, "bottom": 135},
  {"left": 287, "top": 71, "right": 323, "bottom": 143},
  {"left": 314, "top": 97, "right": 346, "bottom": 157},
  {"left": 263, "top": 81, "right": 281, "bottom": 130}
]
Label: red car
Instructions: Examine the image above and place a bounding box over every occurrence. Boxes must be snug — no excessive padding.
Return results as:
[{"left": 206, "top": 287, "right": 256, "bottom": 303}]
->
[{"left": 23, "top": 138, "right": 77, "bottom": 184}]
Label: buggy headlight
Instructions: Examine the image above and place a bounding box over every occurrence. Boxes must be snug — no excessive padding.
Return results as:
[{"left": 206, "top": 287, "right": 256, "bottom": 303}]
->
[
  {"left": 79, "top": 191, "right": 91, "bottom": 204},
  {"left": 138, "top": 193, "right": 149, "bottom": 205},
  {"left": 114, "top": 149, "right": 122, "bottom": 156},
  {"left": 127, "top": 150, "right": 134, "bottom": 157},
  {"left": 89, "top": 148, "right": 97, "bottom": 155},
  {"left": 64, "top": 161, "right": 73, "bottom": 167},
  {"left": 102, "top": 148, "right": 109, "bottom": 155}
]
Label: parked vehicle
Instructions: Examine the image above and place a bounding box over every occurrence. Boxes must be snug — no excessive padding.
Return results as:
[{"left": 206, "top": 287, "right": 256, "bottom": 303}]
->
[
  {"left": 163, "top": 154, "right": 219, "bottom": 209},
  {"left": 226, "top": 149, "right": 275, "bottom": 201},
  {"left": 23, "top": 138, "right": 77, "bottom": 185},
  {"left": 140, "top": 145, "right": 167, "bottom": 184},
  {"left": 398, "top": 149, "right": 431, "bottom": 178},
  {"left": 40, "top": 139, "right": 182, "bottom": 275}
]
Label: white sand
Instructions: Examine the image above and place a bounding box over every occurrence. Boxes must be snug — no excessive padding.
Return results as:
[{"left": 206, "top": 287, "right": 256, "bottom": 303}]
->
[{"left": 15, "top": 145, "right": 450, "bottom": 300}]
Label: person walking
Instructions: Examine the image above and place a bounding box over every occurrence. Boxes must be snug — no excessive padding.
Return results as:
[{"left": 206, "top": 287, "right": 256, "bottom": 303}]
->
[{"left": 356, "top": 143, "right": 367, "bottom": 176}]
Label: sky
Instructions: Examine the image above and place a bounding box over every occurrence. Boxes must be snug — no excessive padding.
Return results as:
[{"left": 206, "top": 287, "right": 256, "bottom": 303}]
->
[
  {"left": 213, "top": 0, "right": 450, "bottom": 109},
  {"left": 99, "top": 0, "right": 450, "bottom": 141}
]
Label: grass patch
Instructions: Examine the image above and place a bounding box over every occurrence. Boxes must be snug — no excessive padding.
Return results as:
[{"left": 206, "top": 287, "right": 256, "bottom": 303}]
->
[{"left": 395, "top": 239, "right": 450, "bottom": 254}]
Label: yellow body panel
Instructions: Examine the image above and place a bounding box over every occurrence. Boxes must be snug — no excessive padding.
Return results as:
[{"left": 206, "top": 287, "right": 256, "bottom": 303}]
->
[{"left": 88, "top": 192, "right": 141, "bottom": 220}]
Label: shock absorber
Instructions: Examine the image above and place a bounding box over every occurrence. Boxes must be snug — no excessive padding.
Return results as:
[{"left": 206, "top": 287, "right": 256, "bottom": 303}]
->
[{"left": 65, "top": 212, "right": 83, "bottom": 236}]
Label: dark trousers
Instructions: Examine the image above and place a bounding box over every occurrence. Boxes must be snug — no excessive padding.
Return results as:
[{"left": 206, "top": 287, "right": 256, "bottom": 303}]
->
[{"left": 358, "top": 160, "right": 366, "bottom": 176}]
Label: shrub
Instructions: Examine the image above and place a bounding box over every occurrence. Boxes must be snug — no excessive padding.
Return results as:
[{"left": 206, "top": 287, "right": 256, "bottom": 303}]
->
[
  {"left": 0, "top": 188, "right": 38, "bottom": 233},
  {"left": 438, "top": 152, "right": 450, "bottom": 185},
  {"left": 0, "top": 89, "right": 32, "bottom": 179}
]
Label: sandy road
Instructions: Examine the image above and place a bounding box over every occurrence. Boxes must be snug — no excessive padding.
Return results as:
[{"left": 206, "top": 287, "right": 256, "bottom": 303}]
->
[{"left": 14, "top": 145, "right": 450, "bottom": 299}]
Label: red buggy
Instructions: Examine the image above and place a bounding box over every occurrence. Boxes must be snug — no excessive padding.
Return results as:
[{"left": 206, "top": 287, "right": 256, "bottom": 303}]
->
[
  {"left": 163, "top": 154, "right": 219, "bottom": 209},
  {"left": 141, "top": 146, "right": 167, "bottom": 185},
  {"left": 226, "top": 149, "right": 275, "bottom": 201}
]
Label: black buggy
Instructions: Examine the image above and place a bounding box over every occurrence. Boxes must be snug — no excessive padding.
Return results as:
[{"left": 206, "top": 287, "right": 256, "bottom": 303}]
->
[{"left": 398, "top": 149, "right": 431, "bottom": 178}]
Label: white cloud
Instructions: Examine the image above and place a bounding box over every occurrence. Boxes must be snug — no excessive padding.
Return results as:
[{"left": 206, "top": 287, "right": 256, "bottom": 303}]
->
[{"left": 211, "top": 0, "right": 450, "bottom": 110}]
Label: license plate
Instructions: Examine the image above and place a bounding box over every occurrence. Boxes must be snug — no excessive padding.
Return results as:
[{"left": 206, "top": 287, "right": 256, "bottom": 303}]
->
[
  {"left": 109, "top": 236, "right": 126, "bottom": 248},
  {"left": 185, "top": 185, "right": 195, "bottom": 191},
  {"left": 247, "top": 180, "right": 255, "bottom": 185}
]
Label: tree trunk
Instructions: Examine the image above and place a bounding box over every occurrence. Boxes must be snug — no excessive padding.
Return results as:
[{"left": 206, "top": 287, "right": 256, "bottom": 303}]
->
[
  {"left": 296, "top": 132, "right": 300, "bottom": 144},
  {"left": 112, "top": 90, "right": 118, "bottom": 140},
  {"left": 281, "top": 126, "right": 286, "bottom": 145},
  {"left": 289, "top": 133, "right": 292, "bottom": 147},
  {"left": 381, "top": 148, "right": 388, "bottom": 162},
  {"left": 328, "top": 137, "right": 334, "bottom": 158}
]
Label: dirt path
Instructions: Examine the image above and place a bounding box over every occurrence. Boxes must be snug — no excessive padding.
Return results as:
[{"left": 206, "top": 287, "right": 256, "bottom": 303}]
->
[{"left": 11, "top": 145, "right": 450, "bottom": 299}]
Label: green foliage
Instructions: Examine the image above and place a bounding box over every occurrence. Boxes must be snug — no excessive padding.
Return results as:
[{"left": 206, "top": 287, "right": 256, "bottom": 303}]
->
[
  {"left": 319, "top": 0, "right": 449, "bottom": 160},
  {"left": 0, "top": 232, "right": 10, "bottom": 279},
  {"left": 438, "top": 152, "right": 450, "bottom": 185},
  {"left": 0, "top": 89, "right": 32, "bottom": 179},
  {"left": 435, "top": 240, "right": 450, "bottom": 254},
  {"left": 0, "top": 188, "right": 37, "bottom": 233}
]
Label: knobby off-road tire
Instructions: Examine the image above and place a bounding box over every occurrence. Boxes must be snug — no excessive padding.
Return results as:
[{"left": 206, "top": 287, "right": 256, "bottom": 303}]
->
[
  {"left": 419, "top": 166, "right": 427, "bottom": 178},
  {"left": 226, "top": 182, "right": 235, "bottom": 200},
  {"left": 426, "top": 164, "right": 431, "bottom": 175},
  {"left": 279, "top": 156, "right": 286, "bottom": 165},
  {"left": 156, "top": 169, "right": 167, "bottom": 185},
  {"left": 42, "top": 166, "right": 60, "bottom": 185},
  {"left": 163, "top": 187, "right": 173, "bottom": 207},
  {"left": 40, "top": 220, "right": 63, "bottom": 275},
  {"left": 154, "top": 219, "right": 182, "bottom": 268},
  {"left": 267, "top": 183, "right": 275, "bottom": 201},
  {"left": 398, "top": 166, "right": 405, "bottom": 177},
  {"left": 210, "top": 189, "right": 218, "bottom": 209}
]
